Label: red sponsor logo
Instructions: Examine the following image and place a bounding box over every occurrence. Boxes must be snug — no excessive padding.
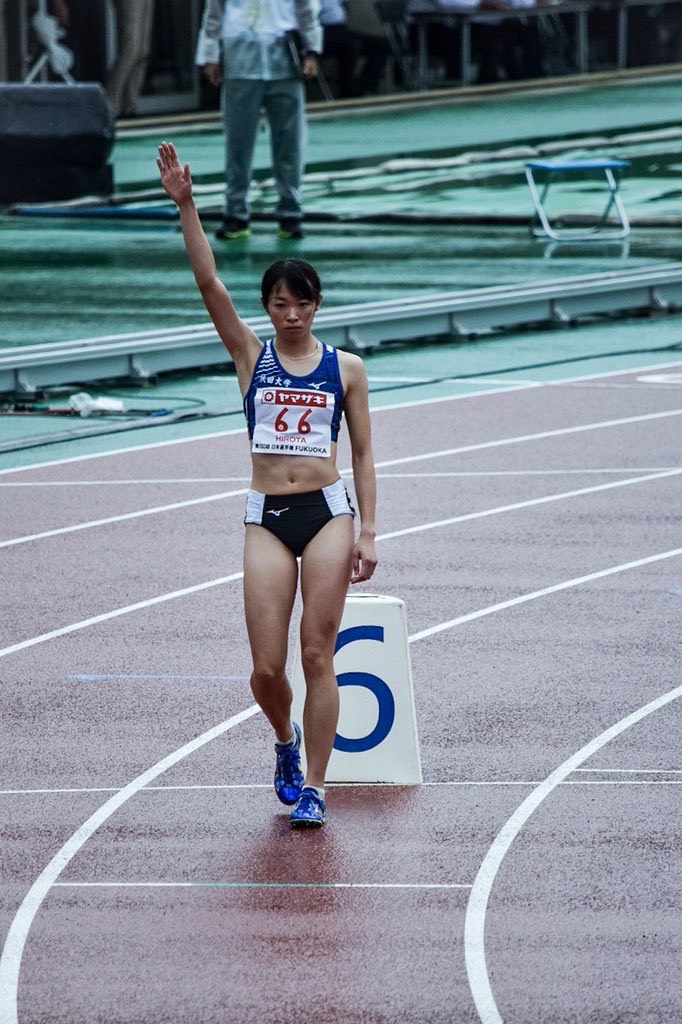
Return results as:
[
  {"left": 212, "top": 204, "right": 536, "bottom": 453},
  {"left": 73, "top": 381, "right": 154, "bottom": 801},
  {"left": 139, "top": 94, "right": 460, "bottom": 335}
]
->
[{"left": 272, "top": 389, "right": 328, "bottom": 407}]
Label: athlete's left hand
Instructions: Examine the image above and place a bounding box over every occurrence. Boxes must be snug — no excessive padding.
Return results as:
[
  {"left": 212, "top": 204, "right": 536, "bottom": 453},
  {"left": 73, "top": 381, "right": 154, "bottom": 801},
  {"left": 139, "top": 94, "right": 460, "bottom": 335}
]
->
[{"left": 351, "top": 533, "right": 377, "bottom": 584}]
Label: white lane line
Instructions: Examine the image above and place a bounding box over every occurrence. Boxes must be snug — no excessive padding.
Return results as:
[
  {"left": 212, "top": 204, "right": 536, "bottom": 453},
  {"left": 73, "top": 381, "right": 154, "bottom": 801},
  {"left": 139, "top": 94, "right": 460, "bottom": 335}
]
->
[
  {"left": 4, "top": 778, "right": 681, "bottom": 797},
  {"left": 374, "top": 364, "right": 682, "bottom": 418},
  {"left": 0, "top": 488, "right": 248, "bottom": 550},
  {"left": 3, "top": 474, "right": 681, "bottom": 659},
  {"left": 2, "top": 546, "right": 680, "bottom": 1023},
  {"left": 380, "top": 467, "right": 682, "bottom": 544},
  {"left": 0, "top": 704, "right": 260, "bottom": 1024},
  {"left": 367, "top": 375, "right": 434, "bottom": 382},
  {"left": 1, "top": 469, "right": 675, "bottom": 486},
  {"left": 376, "top": 468, "right": 677, "bottom": 478},
  {"left": 575, "top": 767, "right": 682, "bottom": 774},
  {"left": 2, "top": 424, "right": 680, "bottom": 550},
  {"left": 464, "top": 683, "right": 682, "bottom": 1024},
  {"left": 51, "top": 881, "right": 471, "bottom": 890},
  {"left": 408, "top": 546, "right": 682, "bottom": 644},
  {"left": 1, "top": 357, "right": 680, "bottom": 478},
  {"left": 0, "top": 572, "right": 244, "bottom": 660},
  {"left": 68, "top": 674, "right": 249, "bottom": 682},
  {"left": 0, "top": 478, "right": 250, "bottom": 487},
  {"left": 374, "top": 408, "right": 682, "bottom": 471},
  {"left": 638, "top": 373, "right": 682, "bottom": 384},
  {"left": 0, "top": 427, "right": 245, "bottom": 477},
  {"left": 0, "top": 786, "right": 272, "bottom": 794},
  {"left": 375, "top": 377, "right": 542, "bottom": 387}
]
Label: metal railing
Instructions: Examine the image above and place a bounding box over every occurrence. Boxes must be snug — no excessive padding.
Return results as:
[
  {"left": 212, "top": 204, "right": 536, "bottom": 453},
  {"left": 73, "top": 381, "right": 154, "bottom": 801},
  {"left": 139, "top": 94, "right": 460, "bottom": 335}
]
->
[{"left": 2, "top": 263, "right": 682, "bottom": 393}]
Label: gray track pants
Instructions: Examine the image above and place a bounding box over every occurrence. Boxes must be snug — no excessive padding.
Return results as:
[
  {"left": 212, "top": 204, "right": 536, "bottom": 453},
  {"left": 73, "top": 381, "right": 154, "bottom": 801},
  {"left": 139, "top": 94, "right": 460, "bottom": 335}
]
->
[{"left": 222, "top": 77, "right": 306, "bottom": 223}]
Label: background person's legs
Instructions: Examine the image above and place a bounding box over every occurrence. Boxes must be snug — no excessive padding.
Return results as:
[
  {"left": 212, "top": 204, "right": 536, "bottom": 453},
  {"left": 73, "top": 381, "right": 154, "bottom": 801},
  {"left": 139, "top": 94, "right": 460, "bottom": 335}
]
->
[
  {"left": 263, "top": 77, "right": 306, "bottom": 224},
  {"left": 299, "top": 515, "right": 355, "bottom": 789},
  {"left": 107, "top": 0, "right": 155, "bottom": 116},
  {"left": 124, "top": 0, "right": 155, "bottom": 113},
  {"left": 223, "top": 78, "right": 265, "bottom": 224}
]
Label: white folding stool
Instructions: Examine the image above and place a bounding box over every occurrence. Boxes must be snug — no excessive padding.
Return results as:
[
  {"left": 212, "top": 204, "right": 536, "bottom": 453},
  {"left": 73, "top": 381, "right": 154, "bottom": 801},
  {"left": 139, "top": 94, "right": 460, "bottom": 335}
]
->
[{"left": 525, "top": 158, "right": 631, "bottom": 241}]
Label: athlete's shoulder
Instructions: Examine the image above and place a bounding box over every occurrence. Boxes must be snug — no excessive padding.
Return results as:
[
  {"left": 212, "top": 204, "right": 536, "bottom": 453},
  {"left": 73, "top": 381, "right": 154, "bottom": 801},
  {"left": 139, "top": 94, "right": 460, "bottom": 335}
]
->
[
  {"left": 336, "top": 348, "right": 366, "bottom": 376},
  {"left": 335, "top": 349, "right": 368, "bottom": 402}
]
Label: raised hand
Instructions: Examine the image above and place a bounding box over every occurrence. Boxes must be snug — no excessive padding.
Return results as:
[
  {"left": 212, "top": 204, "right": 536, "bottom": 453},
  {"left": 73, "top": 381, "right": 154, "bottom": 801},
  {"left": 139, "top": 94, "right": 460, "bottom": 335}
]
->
[{"left": 157, "top": 141, "right": 193, "bottom": 206}]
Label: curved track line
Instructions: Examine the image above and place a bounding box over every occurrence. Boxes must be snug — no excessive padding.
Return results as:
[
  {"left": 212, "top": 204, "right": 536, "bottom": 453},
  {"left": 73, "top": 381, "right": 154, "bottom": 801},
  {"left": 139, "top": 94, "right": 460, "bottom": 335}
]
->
[
  {"left": 464, "top": 683, "right": 682, "bottom": 1024},
  {"left": 0, "top": 704, "right": 260, "bottom": 1024},
  {"left": 1, "top": 548, "right": 680, "bottom": 1022}
]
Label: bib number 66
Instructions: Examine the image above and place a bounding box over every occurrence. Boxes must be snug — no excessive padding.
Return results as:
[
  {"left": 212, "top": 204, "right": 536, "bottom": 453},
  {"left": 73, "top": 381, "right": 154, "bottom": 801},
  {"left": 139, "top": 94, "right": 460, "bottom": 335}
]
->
[{"left": 275, "top": 407, "right": 312, "bottom": 433}]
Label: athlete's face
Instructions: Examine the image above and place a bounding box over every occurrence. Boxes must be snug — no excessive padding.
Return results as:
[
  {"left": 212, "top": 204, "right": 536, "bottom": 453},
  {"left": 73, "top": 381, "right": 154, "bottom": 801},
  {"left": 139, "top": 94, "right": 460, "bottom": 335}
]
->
[{"left": 266, "top": 284, "right": 319, "bottom": 340}]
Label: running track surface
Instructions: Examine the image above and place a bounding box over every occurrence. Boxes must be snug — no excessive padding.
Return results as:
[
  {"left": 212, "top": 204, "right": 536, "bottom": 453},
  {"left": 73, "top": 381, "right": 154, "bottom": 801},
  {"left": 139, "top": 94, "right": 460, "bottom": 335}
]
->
[{"left": 1, "top": 360, "right": 681, "bottom": 1024}]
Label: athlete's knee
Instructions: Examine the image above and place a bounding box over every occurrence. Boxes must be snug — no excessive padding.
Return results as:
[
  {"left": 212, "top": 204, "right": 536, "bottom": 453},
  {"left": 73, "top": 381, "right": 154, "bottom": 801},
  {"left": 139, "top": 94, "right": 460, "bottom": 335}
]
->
[
  {"left": 300, "top": 638, "right": 334, "bottom": 682},
  {"left": 250, "top": 662, "right": 288, "bottom": 692}
]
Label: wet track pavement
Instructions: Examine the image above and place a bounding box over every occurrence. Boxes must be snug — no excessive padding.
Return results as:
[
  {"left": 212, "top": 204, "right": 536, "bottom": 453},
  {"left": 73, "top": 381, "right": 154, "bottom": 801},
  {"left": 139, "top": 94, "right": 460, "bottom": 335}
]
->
[{"left": 1, "top": 357, "right": 681, "bottom": 1023}]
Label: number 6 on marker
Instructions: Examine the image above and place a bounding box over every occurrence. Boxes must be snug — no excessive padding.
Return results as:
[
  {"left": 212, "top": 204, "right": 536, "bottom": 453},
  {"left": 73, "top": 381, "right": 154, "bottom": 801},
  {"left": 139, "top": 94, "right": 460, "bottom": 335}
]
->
[{"left": 333, "top": 625, "right": 396, "bottom": 753}]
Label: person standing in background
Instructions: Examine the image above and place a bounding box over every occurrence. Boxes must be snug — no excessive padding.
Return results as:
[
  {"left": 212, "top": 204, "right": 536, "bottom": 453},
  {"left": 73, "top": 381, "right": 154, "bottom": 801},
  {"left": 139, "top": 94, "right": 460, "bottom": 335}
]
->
[
  {"left": 106, "top": 0, "right": 155, "bottom": 118},
  {"left": 196, "top": 0, "right": 323, "bottom": 241}
]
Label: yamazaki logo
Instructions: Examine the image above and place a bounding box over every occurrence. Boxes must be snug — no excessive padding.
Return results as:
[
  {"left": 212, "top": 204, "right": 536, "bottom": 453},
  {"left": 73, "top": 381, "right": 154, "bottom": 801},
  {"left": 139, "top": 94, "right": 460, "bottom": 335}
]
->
[{"left": 261, "top": 389, "right": 328, "bottom": 407}]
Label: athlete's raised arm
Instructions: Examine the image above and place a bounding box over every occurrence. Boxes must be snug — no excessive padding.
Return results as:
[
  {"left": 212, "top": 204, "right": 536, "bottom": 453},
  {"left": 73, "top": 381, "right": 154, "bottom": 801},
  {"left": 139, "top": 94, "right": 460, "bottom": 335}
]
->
[{"left": 157, "top": 141, "right": 261, "bottom": 376}]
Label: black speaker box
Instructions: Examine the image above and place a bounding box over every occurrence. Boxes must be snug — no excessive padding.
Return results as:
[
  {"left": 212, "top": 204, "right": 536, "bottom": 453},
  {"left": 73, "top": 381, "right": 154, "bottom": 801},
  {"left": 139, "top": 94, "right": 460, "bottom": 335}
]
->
[{"left": 0, "top": 84, "right": 115, "bottom": 203}]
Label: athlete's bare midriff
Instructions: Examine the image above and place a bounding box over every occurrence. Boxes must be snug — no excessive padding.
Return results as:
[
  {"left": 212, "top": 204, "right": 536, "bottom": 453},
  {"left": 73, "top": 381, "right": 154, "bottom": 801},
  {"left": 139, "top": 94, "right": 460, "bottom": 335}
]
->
[{"left": 249, "top": 447, "right": 341, "bottom": 495}]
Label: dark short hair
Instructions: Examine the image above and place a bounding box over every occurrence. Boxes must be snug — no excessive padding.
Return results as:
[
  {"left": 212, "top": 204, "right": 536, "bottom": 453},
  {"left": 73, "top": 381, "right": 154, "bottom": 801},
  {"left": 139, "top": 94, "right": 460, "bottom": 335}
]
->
[{"left": 260, "top": 259, "right": 322, "bottom": 307}]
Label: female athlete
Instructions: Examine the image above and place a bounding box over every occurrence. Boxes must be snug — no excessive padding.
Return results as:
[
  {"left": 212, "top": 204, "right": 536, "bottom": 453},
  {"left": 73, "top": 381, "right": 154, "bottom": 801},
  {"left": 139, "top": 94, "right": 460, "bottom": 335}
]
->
[{"left": 157, "top": 142, "right": 377, "bottom": 828}]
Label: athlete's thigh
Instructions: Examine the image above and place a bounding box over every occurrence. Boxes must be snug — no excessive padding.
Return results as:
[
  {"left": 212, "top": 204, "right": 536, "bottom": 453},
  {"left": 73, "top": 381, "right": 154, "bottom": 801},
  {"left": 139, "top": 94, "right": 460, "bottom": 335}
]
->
[
  {"left": 243, "top": 525, "right": 299, "bottom": 669},
  {"left": 299, "top": 515, "right": 355, "bottom": 646}
]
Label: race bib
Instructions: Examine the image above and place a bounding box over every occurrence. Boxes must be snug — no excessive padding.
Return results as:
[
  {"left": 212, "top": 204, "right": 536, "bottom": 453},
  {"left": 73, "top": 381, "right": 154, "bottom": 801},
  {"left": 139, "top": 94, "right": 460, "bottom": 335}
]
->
[{"left": 251, "top": 387, "right": 335, "bottom": 458}]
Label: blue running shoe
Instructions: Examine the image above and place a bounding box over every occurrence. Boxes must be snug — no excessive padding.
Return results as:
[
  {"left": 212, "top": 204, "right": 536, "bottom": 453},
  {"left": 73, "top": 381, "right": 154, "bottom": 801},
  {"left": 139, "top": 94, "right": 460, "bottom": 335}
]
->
[
  {"left": 290, "top": 787, "right": 327, "bottom": 828},
  {"left": 274, "top": 722, "right": 303, "bottom": 805}
]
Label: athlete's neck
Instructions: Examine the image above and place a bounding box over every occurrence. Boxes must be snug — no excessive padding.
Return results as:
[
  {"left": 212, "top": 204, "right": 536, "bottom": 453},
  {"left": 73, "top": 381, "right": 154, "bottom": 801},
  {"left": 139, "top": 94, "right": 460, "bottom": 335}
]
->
[{"left": 274, "top": 337, "right": 320, "bottom": 362}]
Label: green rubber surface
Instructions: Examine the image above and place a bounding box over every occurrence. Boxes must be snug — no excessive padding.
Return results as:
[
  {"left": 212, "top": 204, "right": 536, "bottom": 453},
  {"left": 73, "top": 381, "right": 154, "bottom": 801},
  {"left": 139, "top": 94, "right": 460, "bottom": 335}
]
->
[
  {"left": 2, "top": 74, "right": 682, "bottom": 469},
  {"left": 113, "top": 75, "right": 682, "bottom": 189}
]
